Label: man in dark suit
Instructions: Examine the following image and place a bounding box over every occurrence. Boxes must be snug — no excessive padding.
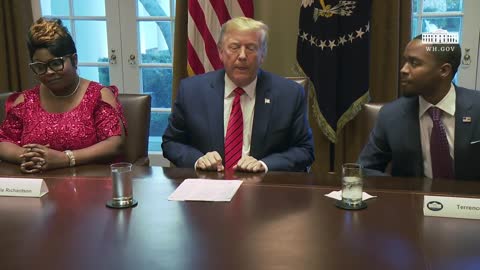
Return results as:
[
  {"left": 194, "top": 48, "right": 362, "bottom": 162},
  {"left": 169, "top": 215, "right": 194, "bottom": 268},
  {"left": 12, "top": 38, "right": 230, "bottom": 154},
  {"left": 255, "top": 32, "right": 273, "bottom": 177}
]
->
[
  {"left": 162, "top": 17, "right": 314, "bottom": 172},
  {"left": 359, "top": 35, "right": 480, "bottom": 180}
]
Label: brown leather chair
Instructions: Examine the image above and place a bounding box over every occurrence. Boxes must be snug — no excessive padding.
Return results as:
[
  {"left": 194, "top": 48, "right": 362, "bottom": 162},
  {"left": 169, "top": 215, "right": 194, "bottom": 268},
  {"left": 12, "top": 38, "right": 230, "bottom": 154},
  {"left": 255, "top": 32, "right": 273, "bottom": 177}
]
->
[
  {"left": 287, "top": 77, "right": 309, "bottom": 112},
  {"left": 360, "top": 103, "right": 384, "bottom": 139},
  {"left": 344, "top": 102, "right": 384, "bottom": 164},
  {"left": 0, "top": 92, "right": 151, "bottom": 165},
  {"left": 288, "top": 77, "right": 308, "bottom": 88},
  {"left": 118, "top": 94, "right": 151, "bottom": 166},
  {"left": 287, "top": 76, "right": 309, "bottom": 94},
  {"left": 0, "top": 92, "right": 12, "bottom": 123}
]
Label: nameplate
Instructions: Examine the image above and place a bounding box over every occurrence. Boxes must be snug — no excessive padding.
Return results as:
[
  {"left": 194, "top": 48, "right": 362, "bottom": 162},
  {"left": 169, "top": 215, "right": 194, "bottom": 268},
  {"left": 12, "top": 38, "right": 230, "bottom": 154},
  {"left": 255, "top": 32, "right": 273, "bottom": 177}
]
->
[
  {"left": 424, "top": 195, "right": 480, "bottom": 220},
  {"left": 0, "top": 177, "right": 48, "bottom": 198}
]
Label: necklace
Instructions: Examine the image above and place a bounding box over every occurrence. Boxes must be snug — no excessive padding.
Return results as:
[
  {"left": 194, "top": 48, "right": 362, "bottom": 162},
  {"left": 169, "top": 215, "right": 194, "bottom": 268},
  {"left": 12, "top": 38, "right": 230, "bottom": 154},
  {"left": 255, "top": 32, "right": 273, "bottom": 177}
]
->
[{"left": 48, "top": 77, "right": 81, "bottom": 98}]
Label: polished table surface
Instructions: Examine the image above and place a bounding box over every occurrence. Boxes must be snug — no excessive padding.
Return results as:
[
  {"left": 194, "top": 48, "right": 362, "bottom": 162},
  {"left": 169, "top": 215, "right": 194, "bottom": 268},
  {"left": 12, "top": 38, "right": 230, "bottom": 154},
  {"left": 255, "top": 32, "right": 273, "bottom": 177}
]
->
[{"left": 1, "top": 161, "right": 480, "bottom": 270}]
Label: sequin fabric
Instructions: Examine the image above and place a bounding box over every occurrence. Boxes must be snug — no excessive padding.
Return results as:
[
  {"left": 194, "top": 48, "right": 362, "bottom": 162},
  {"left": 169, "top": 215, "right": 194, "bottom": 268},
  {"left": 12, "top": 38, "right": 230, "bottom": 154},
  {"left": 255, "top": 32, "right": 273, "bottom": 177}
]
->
[{"left": 0, "top": 81, "right": 127, "bottom": 151}]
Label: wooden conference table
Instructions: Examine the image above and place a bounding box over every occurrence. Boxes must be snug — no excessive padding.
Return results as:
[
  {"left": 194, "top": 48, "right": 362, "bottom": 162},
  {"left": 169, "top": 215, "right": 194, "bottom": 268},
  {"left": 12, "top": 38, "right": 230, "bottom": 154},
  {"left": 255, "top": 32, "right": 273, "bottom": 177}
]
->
[{"left": 0, "top": 162, "right": 479, "bottom": 270}]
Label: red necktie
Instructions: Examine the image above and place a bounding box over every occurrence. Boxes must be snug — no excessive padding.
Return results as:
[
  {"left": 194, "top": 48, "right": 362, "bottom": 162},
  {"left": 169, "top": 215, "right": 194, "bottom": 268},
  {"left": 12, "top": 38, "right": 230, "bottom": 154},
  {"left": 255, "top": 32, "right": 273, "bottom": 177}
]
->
[
  {"left": 225, "top": 87, "right": 245, "bottom": 169},
  {"left": 428, "top": 107, "right": 454, "bottom": 179}
]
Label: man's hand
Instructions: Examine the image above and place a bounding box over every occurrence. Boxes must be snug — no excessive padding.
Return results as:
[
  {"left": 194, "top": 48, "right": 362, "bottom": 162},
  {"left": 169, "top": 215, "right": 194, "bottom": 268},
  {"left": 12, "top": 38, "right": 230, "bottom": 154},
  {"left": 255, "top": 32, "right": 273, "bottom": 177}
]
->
[
  {"left": 195, "top": 151, "right": 224, "bottom": 171},
  {"left": 234, "top": 155, "right": 266, "bottom": 173}
]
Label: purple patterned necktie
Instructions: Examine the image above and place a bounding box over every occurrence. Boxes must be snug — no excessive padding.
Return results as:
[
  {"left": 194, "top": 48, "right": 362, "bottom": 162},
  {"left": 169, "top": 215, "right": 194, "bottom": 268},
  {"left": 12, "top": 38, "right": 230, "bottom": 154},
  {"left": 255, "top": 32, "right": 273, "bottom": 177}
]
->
[{"left": 428, "top": 107, "right": 454, "bottom": 179}]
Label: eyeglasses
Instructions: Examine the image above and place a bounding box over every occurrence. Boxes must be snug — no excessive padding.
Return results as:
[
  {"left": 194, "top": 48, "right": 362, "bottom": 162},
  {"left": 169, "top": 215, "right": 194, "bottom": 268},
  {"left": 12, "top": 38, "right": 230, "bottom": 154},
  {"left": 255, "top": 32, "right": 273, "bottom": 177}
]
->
[{"left": 29, "top": 55, "right": 72, "bottom": 75}]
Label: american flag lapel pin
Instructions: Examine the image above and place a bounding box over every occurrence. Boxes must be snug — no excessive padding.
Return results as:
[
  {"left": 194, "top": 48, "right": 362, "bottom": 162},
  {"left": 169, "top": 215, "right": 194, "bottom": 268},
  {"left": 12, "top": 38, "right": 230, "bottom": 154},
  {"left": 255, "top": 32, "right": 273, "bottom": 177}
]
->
[
  {"left": 462, "top": 116, "right": 472, "bottom": 123},
  {"left": 265, "top": 98, "right": 270, "bottom": 104}
]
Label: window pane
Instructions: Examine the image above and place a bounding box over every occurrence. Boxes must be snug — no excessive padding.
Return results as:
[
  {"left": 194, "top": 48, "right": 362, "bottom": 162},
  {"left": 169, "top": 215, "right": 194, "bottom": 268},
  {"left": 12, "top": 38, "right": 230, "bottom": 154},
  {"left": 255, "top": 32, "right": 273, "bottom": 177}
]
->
[
  {"left": 412, "top": 17, "right": 419, "bottom": 38},
  {"left": 422, "top": 17, "right": 462, "bottom": 36},
  {"left": 139, "top": 21, "right": 173, "bottom": 64},
  {"left": 40, "top": 0, "right": 69, "bottom": 16},
  {"left": 78, "top": 66, "right": 110, "bottom": 86},
  {"left": 38, "top": 18, "right": 72, "bottom": 41},
  {"left": 74, "top": 21, "right": 109, "bottom": 63},
  {"left": 138, "top": 0, "right": 171, "bottom": 16},
  {"left": 73, "top": 0, "right": 105, "bottom": 16},
  {"left": 62, "top": 19, "right": 72, "bottom": 34},
  {"left": 413, "top": 0, "right": 418, "bottom": 13},
  {"left": 141, "top": 67, "right": 172, "bottom": 108},
  {"left": 149, "top": 136, "right": 162, "bottom": 152},
  {"left": 423, "top": 0, "right": 463, "bottom": 12},
  {"left": 149, "top": 111, "right": 170, "bottom": 151}
]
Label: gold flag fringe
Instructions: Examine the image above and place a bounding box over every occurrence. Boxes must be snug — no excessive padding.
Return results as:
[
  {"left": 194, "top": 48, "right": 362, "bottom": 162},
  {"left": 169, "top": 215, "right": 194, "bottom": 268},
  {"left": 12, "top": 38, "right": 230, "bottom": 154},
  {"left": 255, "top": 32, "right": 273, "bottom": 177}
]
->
[{"left": 294, "top": 63, "right": 370, "bottom": 143}]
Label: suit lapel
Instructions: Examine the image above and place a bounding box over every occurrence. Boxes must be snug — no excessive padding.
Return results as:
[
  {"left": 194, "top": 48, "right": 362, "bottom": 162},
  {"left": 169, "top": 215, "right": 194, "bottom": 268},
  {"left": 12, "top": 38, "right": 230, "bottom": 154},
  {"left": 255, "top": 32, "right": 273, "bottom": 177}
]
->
[
  {"left": 251, "top": 70, "right": 272, "bottom": 157},
  {"left": 402, "top": 98, "right": 424, "bottom": 176},
  {"left": 453, "top": 87, "right": 474, "bottom": 173},
  {"left": 207, "top": 71, "right": 226, "bottom": 157}
]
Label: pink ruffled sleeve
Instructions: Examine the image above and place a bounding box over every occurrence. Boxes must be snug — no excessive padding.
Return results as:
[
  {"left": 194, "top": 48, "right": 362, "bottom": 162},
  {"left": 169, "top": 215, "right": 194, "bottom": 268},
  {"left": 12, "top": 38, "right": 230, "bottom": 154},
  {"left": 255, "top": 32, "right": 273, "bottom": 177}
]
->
[
  {"left": 0, "top": 93, "right": 24, "bottom": 145},
  {"left": 94, "top": 85, "right": 128, "bottom": 141}
]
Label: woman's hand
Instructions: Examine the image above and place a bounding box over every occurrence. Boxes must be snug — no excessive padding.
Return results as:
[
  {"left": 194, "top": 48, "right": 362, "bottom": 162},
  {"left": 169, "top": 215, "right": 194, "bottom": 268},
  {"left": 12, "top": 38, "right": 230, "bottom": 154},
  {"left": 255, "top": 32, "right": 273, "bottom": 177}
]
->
[
  {"left": 19, "top": 145, "right": 46, "bottom": 173},
  {"left": 20, "top": 144, "right": 68, "bottom": 173}
]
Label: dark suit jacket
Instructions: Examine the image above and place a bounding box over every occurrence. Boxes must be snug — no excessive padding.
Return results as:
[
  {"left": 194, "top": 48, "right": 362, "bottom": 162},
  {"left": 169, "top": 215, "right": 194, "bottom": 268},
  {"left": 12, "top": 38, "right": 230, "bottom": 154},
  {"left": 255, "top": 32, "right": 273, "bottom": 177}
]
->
[
  {"left": 358, "top": 86, "right": 480, "bottom": 180},
  {"left": 162, "top": 69, "right": 314, "bottom": 172}
]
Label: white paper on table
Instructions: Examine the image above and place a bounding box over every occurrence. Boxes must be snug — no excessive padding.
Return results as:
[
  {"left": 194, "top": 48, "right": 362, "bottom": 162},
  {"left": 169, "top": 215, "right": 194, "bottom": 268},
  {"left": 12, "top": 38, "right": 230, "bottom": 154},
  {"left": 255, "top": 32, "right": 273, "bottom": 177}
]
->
[
  {"left": 168, "top": 179, "right": 243, "bottom": 202},
  {"left": 324, "top": 190, "right": 377, "bottom": 201}
]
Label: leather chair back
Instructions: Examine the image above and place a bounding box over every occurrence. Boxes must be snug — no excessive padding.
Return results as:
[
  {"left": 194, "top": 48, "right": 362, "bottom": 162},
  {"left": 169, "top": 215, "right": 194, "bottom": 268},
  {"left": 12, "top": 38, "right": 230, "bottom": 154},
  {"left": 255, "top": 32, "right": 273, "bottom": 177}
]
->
[
  {"left": 0, "top": 92, "right": 12, "bottom": 123},
  {"left": 360, "top": 103, "right": 384, "bottom": 138},
  {"left": 344, "top": 102, "right": 384, "bottom": 163},
  {"left": 287, "top": 77, "right": 309, "bottom": 94},
  {"left": 287, "top": 77, "right": 309, "bottom": 111},
  {"left": 118, "top": 94, "right": 151, "bottom": 165},
  {"left": 288, "top": 77, "right": 309, "bottom": 88}
]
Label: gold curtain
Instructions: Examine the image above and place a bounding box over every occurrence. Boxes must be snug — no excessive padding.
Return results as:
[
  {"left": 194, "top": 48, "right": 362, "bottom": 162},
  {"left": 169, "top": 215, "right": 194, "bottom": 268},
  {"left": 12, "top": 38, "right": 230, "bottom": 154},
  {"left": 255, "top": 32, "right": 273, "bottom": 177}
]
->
[
  {"left": 172, "top": 1, "right": 411, "bottom": 174},
  {"left": 0, "top": 0, "right": 35, "bottom": 93}
]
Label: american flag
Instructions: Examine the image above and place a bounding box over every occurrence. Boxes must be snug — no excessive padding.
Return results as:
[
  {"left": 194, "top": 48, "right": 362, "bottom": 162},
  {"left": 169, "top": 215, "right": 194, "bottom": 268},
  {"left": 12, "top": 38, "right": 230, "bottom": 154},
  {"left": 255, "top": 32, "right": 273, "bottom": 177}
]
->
[{"left": 187, "top": 0, "right": 254, "bottom": 76}]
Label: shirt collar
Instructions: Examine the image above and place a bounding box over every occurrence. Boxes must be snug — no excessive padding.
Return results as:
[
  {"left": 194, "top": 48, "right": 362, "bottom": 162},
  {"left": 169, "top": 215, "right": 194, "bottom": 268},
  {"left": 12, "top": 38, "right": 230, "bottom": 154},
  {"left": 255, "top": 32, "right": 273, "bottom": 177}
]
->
[
  {"left": 418, "top": 83, "right": 456, "bottom": 117},
  {"left": 224, "top": 74, "right": 257, "bottom": 99}
]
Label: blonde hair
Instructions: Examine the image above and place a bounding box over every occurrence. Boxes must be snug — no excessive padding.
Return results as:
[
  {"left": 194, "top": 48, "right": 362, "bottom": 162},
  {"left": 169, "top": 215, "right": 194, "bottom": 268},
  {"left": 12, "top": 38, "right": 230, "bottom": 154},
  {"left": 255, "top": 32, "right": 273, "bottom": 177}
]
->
[
  {"left": 27, "top": 17, "right": 76, "bottom": 60},
  {"left": 218, "top": 17, "right": 269, "bottom": 55}
]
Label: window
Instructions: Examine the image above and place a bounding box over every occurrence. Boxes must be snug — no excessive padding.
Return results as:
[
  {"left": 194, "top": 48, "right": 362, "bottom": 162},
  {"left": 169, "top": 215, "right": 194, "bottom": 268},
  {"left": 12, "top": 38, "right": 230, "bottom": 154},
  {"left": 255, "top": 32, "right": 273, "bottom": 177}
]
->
[
  {"left": 412, "top": 0, "right": 480, "bottom": 89},
  {"left": 412, "top": 0, "right": 464, "bottom": 83},
  {"left": 33, "top": 0, "right": 175, "bottom": 155},
  {"left": 412, "top": 0, "right": 463, "bottom": 40},
  {"left": 38, "top": 0, "right": 111, "bottom": 85}
]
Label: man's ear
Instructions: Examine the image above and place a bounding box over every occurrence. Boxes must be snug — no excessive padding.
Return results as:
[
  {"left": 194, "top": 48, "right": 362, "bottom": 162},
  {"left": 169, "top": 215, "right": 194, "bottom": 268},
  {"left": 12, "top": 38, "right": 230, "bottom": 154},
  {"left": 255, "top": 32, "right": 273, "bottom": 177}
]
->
[
  {"left": 218, "top": 46, "right": 224, "bottom": 62},
  {"left": 439, "top": 63, "right": 453, "bottom": 79},
  {"left": 258, "top": 50, "right": 265, "bottom": 65}
]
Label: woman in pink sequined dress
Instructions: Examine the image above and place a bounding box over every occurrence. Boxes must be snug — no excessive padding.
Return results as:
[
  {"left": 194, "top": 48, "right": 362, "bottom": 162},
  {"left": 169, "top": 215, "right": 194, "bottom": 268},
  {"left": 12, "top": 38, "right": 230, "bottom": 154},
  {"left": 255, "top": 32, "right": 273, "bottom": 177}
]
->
[{"left": 0, "top": 18, "right": 126, "bottom": 173}]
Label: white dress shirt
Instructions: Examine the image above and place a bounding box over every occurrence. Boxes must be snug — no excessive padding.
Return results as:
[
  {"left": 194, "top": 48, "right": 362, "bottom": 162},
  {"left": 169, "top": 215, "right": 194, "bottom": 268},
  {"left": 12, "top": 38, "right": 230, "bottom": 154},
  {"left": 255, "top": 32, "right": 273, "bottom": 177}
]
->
[
  {"left": 223, "top": 75, "right": 256, "bottom": 155},
  {"left": 419, "top": 83, "right": 456, "bottom": 178},
  {"left": 194, "top": 75, "right": 268, "bottom": 171},
  {"left": 223, "top": 75, "right": 268, "bottom": 171}
]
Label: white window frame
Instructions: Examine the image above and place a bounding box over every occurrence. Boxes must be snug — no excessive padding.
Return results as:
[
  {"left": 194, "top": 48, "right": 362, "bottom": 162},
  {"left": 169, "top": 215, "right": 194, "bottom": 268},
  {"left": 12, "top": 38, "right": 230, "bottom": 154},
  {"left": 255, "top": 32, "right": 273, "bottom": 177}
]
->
[{"left": 412, "top": 0, "right": 464, "bottom": 38}]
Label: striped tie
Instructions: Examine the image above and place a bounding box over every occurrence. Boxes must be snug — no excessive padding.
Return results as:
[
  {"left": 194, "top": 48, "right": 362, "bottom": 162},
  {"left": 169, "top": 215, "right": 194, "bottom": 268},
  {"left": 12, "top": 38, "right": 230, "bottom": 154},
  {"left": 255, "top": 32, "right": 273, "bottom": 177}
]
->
[
  {"left": 225, "top": 87, "right": 245, "bottom": 169},
  {"left": 428, "top": 107, "right": 454, "bottom": 179}
]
